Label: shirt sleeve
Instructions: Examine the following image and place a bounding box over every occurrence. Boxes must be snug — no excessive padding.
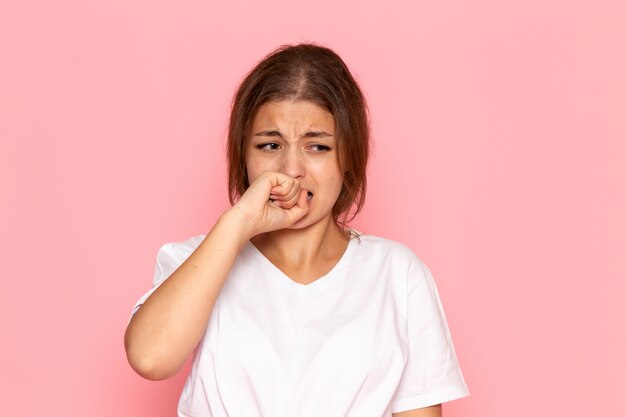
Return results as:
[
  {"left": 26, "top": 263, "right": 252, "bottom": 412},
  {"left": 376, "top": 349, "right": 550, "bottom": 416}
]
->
[
  {"left": 128, "top": 234, "right": 206, "bottom": 322},
  {"left": 390, "top": 258, "right": 469, "bottom": 413}
]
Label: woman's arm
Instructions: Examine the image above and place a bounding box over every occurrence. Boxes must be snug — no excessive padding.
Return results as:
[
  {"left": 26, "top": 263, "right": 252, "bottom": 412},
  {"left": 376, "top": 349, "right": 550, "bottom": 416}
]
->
[
  {"left": 124, "top": 209, "right": 252, "bottom": 380},
  {"left": 124, "top": 171, "right": 309, "bottom": 381},
  {"left": 393, "top": 404, "right": 441, "bottom": 417}
]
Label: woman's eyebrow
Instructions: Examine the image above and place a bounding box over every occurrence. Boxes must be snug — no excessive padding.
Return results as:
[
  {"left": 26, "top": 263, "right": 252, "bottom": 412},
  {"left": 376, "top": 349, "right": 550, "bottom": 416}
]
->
[
  {"left": 253, "top": 130, "right": 334, "bottom": 138},
  {"left": 253, "top": 130, "right": 282, "bottom": 137},
  {"left": 302, "top": 131, "right": 334, "bottom": 138}
]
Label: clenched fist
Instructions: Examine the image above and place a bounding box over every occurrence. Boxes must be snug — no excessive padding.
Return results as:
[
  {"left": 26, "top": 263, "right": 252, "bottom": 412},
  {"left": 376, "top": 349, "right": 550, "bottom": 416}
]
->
[{"left": 230, "top": 171, "right": 310, "bottom": 237}]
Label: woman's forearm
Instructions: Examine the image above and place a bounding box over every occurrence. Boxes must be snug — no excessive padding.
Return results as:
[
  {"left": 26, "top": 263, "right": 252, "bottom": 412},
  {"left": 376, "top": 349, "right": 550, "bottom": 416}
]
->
[{"left": 124, "top": 209, "right": 253, "bottom": 380}]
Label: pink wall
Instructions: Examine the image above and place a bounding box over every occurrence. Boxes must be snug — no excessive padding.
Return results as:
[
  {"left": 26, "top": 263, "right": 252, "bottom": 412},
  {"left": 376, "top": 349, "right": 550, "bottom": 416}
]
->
[{"left": 2, "top": 1, "right": 624, "bottom": 415}]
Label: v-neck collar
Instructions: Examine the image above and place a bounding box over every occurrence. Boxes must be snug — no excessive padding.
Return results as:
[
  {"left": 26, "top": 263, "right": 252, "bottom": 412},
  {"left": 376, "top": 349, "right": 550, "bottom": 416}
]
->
[{"left": 244, "top": 233, "right": 358, "bottom": 295}]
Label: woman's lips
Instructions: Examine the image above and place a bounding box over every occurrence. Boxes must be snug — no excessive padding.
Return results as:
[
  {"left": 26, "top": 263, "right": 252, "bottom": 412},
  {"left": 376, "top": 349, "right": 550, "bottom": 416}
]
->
[{"left": 307, "top": 191, "right": 313, "bottom": 202}]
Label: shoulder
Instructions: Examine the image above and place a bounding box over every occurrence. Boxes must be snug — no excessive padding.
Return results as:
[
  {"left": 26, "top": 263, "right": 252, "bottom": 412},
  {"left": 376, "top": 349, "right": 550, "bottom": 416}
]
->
[
  {"left": 157, "top": 234, "right": 205, "bottom": 256},
  {"left": 352, "top": 232, "right": 425, "bottom": 265},
  {"left": 152, "top": 234, "right": 206, "bottom": 285},
  {"left": 353, "top": 233, "right": 414, "bottom": 257},
  {"left": 352, "top": 232, "right": 432, "bottom": 288}
]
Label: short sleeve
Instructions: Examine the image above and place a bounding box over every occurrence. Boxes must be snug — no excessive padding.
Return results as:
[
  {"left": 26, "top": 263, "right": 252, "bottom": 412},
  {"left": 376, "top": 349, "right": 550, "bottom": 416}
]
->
[
  {"left": 128, "top": 234, "right": 206, "bottom": 321},
  {"left": 390, "top": 259, "right": 469, "bottom": 412}
]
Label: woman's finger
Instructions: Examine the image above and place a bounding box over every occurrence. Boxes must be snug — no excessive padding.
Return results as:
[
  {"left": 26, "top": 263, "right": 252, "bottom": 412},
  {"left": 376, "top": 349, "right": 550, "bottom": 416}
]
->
[
  {"left": 271, "top": 183, "right": 301, "bottom": 205},
  {"left": 282, "top": 188, "right": 310, "bottom": 225},
  {"left": 270, "top": 176, "right": 299, "bottom": 197},
  {"left": 283, "top": 184, "right": 306, "bottom": 208}
]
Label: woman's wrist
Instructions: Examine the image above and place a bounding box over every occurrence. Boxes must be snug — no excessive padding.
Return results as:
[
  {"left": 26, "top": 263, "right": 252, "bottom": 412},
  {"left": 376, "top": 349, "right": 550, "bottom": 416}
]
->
[{"left": 219, "top": 206, "right": 259, "bottom": 243}]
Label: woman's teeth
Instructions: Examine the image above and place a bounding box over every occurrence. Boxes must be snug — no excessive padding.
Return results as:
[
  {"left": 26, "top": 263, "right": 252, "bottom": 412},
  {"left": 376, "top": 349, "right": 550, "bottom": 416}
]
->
[{"left": 307, "top": 191, "right": 313, "bottom": 202}]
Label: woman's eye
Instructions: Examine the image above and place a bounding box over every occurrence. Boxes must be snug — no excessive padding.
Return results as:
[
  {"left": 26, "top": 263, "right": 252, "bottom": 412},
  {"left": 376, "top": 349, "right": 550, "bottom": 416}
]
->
[
  {"left": 309, "top": 144, "right": 331, "bottom": 152},
  {"left": 256, "top": 143, "right": 280, "bottom": 151}
]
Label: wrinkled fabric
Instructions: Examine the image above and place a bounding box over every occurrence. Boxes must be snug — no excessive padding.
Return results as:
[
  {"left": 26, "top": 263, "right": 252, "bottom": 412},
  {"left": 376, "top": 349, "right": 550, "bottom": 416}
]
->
[{"left": 131, "top": 233, "right": 469, "bottom": 416}]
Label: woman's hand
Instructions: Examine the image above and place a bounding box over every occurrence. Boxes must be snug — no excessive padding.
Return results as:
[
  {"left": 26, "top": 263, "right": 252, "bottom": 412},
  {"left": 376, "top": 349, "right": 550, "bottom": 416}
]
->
[{"left": 229, "top": 171, "right": 310, "bottom": 238}]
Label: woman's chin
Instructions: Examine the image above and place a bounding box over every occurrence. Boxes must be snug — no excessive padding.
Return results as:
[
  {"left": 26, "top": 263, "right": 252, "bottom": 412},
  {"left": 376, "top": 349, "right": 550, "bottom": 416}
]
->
[{"left": 286, "top": 211, "right": 336, "bottom": 231}]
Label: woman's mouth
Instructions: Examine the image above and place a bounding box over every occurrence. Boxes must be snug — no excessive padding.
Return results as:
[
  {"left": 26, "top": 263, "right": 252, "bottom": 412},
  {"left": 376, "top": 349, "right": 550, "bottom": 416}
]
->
[{"left": 307, "top": 191, "right": 313, "bottom": 202}]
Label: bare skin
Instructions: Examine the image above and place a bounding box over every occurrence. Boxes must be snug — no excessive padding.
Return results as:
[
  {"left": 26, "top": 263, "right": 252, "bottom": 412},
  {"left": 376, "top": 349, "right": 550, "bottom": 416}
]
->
[{"left": 393, "top": 404, "right": 442, "bottom": 417}]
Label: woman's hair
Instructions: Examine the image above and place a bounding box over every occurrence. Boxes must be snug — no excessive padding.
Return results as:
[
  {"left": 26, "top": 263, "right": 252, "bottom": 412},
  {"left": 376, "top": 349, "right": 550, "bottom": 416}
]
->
[{"left": 227, "top": 43, "right": 370, "bottom": 224}]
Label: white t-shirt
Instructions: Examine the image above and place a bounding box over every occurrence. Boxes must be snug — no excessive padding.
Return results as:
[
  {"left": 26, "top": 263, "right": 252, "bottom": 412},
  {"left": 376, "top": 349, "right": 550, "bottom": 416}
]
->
[{"left": 131, "top": 232, "right": 469, "bottom": 416}]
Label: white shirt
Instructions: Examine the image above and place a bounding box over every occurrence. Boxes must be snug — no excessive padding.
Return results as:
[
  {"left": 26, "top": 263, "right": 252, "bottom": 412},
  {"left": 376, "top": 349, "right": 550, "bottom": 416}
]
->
[{"left": 131, "top": 232, "right": 469, "bottom": 416}]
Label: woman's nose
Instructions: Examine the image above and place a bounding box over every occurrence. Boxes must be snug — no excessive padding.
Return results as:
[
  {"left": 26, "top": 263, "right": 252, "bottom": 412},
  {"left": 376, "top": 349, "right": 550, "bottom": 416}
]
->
[{"left": 280, "top": 148, "right": 305, "bottom": 179}]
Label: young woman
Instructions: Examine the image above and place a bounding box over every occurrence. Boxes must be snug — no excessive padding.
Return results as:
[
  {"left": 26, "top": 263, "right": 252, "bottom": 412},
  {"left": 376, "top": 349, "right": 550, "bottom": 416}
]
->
[{"left": 125, "top": 43, "right": 468, "bottom": 417}]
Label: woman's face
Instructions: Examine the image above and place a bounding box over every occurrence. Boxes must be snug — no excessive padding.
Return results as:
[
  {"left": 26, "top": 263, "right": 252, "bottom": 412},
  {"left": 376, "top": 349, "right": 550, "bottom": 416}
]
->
[{"left": 245, "top": 100, "right": 344, "bottom": 229}]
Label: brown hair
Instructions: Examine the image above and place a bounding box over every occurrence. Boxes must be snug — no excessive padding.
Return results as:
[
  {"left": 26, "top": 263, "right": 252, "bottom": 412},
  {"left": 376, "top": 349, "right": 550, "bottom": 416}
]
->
[{"left": 227, "top": 43, "right": 370, "bottom": 224}]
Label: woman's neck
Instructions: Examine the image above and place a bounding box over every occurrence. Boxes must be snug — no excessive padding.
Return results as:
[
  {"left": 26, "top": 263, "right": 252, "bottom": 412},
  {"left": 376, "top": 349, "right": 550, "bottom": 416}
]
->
[{"left": 250, "top": 217, "right": 350, "bottom": 283}]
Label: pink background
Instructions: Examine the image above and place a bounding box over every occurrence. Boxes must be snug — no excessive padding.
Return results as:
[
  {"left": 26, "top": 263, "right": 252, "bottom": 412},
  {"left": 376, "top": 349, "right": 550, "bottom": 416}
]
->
[{"left": 2, "top": 1, "right": 624, "bottom": 416}]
